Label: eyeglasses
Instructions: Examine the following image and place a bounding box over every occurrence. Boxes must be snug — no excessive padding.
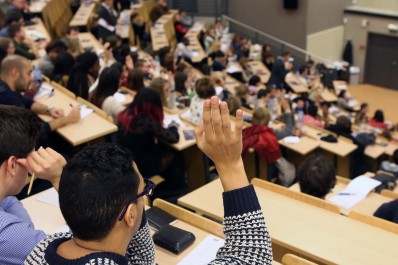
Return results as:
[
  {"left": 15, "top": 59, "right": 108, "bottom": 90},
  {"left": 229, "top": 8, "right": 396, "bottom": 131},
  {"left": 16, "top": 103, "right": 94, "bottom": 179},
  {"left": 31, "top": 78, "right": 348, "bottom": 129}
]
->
[{"left": 118, "top": 178, "right": 155, "bottom": 221}]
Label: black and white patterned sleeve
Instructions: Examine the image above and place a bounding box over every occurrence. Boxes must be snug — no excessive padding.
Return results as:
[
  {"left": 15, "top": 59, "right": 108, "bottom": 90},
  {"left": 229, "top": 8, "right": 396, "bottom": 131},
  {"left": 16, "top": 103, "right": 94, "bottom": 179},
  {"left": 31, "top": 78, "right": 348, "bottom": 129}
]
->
[
  {"left": 125, "top": 212, "right": 155, "bottom": 265},
  {"left": 209, "top": 185, "right": 273, "bottom": 265}
]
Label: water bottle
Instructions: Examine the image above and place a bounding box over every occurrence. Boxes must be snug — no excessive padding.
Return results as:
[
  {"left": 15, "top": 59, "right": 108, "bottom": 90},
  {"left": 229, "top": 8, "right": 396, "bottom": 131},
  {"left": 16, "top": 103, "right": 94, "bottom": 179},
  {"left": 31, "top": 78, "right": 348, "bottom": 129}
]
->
[
  {"left": 297, "top": 109, "right": 304, "bottom": 129},
  {"left": 32, "top": 66, "right": 42, "bottom": 86}
]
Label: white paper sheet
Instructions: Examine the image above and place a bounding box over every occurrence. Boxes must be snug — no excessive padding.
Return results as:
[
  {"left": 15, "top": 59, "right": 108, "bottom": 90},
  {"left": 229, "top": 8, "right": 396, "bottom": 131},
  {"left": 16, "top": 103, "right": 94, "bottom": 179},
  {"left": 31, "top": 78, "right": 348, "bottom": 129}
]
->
[
  {"left": 283, "top": 136, "right": 300, "bottom": 144},
  {"left": 163, "top": 114, "right": 183, "bottom": 128},
  {"left": 33, "top": 84, "right": 54, "bottom": 100},
  {"left": 80, "top": 106, "right": 93, "bottom": 119},
  {"left": 191, "top": 51, "right": 199, "bottom": 58},
  {"left": 37, "top": 188, "right": 59, "bottom": 207},
  {"left": 327, "top": 175, "right": 381, "bottom": 210},
  {"left": 98, "top": 18, "right": 115, "bottom": 32},
  {"left": 177, "top": 235, "right": 225, "bottom": 265},
  {"left": 114, "top": 92, "right": 126, "bottom": 103},
  {"left": 226, "top": 64, "right": 241, "bottom": 73}
]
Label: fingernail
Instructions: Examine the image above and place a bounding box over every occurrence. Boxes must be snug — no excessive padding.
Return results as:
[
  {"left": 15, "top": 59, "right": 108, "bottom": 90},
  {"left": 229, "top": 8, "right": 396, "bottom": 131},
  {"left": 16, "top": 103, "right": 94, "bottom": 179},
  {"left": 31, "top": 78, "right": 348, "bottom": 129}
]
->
[{"left": 220, "top": 102, "right": 227, "bottom": 109}]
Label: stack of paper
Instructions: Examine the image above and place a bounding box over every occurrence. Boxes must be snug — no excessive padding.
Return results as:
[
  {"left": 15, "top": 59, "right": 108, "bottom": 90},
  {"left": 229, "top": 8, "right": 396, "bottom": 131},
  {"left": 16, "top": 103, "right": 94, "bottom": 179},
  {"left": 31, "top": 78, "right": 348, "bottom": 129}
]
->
[
  {"left": 177, "top": 235, "right": 224, "bottom": 265},
  {"left": 34, "top": 84, "right": 54, "bottom": 100},
  {"left": 328, "top": 176, "right": 381, "bottom": 210}
]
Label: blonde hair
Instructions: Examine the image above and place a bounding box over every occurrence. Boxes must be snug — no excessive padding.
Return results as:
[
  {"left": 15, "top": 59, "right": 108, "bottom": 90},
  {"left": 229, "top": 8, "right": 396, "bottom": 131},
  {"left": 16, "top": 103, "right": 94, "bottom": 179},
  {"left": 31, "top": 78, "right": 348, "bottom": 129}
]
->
[
  {"left": 150, "top": 78, "right": 169, "bottom": 106},
  {"left": 252, "top": 107, "right": 271, "bottom": 125}
]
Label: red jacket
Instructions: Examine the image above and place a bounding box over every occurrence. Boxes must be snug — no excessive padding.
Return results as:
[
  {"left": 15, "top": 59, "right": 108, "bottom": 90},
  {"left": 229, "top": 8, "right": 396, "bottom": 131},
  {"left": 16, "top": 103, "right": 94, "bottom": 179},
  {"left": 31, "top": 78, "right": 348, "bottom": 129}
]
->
[{"left": 242, "top": 125, "right": 282, "bottom": 163}]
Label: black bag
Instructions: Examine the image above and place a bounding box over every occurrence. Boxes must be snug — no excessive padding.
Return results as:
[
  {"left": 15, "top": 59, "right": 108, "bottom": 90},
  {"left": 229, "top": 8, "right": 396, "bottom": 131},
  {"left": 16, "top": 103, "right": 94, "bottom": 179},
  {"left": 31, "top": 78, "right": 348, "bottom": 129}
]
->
[
  {"left": 372, "top": 173, "right": 397, "bottom": 193},
  {"left": 355, "top": 133, "right": 376, "bottom": 149},
  {"left": 153, "top": 225, "right": 196, "bottom": 254}
]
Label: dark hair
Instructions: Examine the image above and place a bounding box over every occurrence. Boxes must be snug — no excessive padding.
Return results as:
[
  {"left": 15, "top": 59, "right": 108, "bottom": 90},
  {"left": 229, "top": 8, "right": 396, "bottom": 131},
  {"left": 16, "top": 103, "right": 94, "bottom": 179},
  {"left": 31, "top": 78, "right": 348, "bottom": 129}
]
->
[
  {"left": 299, "top": 65, "right": 307, "bottom": 75},
  {"left": 321, "top": 101, "right": 331, "bottom": 108},
  {"left": 59, "top": 144, "right": 140, "bottom": 241},
  {"left": 248, "top": 75, "right": 261, "bottom": 86},
  {"left": 67, "top": 51, "right": 99, "bottom": 99},
  {"left": 214, "top": 50, "right": 225, "bottom": 59},
  {"left": 4, "top": 10, "right": 23, "bottom": 26},
  {"left": 65, "top": 26, "right": 79, "bottom": 35},
  {"left": 373, "top": 109, "right": 384, "bottom": 123},
  {"left": 45, "top": 39, "right": 68, "bottom": 54},
  {"left": 282, "top": 51, "right": 291, "bottom": 57},
  {"left": 338, "top": 90, "right": 346, "bottom": 98},
  {"left": 174, "top": 71, "right": 188, "bottom": 95},
  {"left": 257, "top": 89, "right": 269, "bottom": 99},
  {"left": 297, "top": 155, "right": 336, "bottom": 199},
  {"left": 150, "top": 77, "right": 168, "bottom": 106},
  {"left": 307, "top": 104, "right": 318, "bottom": 118},
  {"left": 0, "top": 37, "right": 12, "bottom": 51},
  {"left": 0, "top": 46, "right": 7, "bottom": 64},
  {"left": 195, "top": 77, "right": 215, "bottom": 99},
  {"left": 127, "top": 69, "right": 145, "bottom": 92},
  {"left": 0, "top": 106, "right": 41, "bottom": 164},
  {"left": 51, "top": 52, "right": 75, "bottom": 81},
  {"left": 117, "top": 88, "right": 164, "bottom": 133},
  {"left": 105, "top": 34, "right": 122, "bottom": 50},
  {"left": 360, "top": 103, "right": 368, "bottom": 112},
  {"left": 336, "top": 115, "right": 351, "bottom": 129},
  {"left": 7, "top": 22, "right": 22, "bottom": 38},
  {"left": 393, "top": 149, "right": 398, "bottom": 164},
  {"left": 90, "top": 67, "right": 121, "bottom": 108}
]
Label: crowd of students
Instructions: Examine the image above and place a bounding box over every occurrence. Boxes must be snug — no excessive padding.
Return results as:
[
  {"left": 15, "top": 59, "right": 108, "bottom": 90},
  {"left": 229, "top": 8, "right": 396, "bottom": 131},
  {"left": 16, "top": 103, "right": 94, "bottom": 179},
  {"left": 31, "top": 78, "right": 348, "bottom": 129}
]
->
[{"left": 0, "top": 0, "right": 397, "bottom": 264}]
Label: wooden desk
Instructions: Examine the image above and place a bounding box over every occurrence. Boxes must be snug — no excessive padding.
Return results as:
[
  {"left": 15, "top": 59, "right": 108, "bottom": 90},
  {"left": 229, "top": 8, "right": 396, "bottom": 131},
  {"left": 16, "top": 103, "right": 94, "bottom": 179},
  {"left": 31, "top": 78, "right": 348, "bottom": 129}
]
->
[
  {"left": 385, "top": 142, "right": 398, "bottom": 156},
  {"left": 185, "top": 22, "right": 206, "bottom": 63},
  {"left": 29, "top": 0, "right": 49, "bottom": 14},
  {"left": 321, "top": 89, "right": 338, "bottom": 102},
  {"left": 248, "top": 61, "right": 270, "bottom": 84},
  {"left": 23, "top": 19, "right": 51, "bottom": 57},
  {"left": 178, "top": 179, "right": 398, "bottom": 265},
  {"left": 36, "top": 83, "right": 117, "bottom": 146},
  {"left": 278, "top": 136, "right": 319, "bottom": 156},
  {"left": 333, "top": 80, "right": 347, "bottom": 95},
  {"left": 22, "top": 189, "right": 245, "bottom": 265},
  {"left": 285, "top": 73, "right": 308, "bottom": 93},
  {"left": 69, "top": 2, "right": 97, "bottom": 28},
  {"left": 151, "top": 11, "right": 176, "bottom": 51},
  {"left": 290, "top": 182, "right": 391, "bottom": 216},
  {"left": 78, "top": 32, "right": 103, "bottom": 53},
  {"left": 302, "top": 125, "right": 357, "bottom": 157}
]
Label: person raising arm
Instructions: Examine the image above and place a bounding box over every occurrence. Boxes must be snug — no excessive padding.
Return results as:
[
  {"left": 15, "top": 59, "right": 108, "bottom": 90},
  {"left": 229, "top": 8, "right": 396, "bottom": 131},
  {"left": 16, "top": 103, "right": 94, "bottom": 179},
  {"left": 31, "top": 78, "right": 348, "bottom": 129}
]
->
[{"left": 195, "top": 96, "right": 273, "bottom": 264}]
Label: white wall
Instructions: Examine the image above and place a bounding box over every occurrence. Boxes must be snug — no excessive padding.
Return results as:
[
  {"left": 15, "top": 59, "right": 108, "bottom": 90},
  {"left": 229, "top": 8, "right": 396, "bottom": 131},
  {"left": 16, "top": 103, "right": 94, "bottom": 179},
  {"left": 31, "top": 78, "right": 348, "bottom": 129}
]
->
[
  {"left": 354, "top": 0, "right": 398, "bottom": 11},
  {"left": 306, "top": 26, "right": 345, "bottom": 63}
]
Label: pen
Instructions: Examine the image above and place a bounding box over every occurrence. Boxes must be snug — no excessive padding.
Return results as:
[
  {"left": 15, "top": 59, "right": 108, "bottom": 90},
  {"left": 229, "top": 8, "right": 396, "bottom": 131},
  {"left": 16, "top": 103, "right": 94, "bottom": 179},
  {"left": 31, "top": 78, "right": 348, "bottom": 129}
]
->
[
  {"left": 27, "top": 173, "right": 35, "bottom": 195},
  {"left": 338, "top": 193, "right": 355, "bottom": 196}
]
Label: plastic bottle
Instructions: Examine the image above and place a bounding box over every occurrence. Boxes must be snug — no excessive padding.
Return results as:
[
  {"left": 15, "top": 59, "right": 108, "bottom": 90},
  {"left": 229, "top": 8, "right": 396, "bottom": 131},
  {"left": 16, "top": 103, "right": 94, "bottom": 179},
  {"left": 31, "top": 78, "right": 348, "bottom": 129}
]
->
[
  {"left": 32, "top": 66, "right": 42, "bottom": 86},
  {"left": 297, "top": 109, "right": 304, "bottom": 129}
]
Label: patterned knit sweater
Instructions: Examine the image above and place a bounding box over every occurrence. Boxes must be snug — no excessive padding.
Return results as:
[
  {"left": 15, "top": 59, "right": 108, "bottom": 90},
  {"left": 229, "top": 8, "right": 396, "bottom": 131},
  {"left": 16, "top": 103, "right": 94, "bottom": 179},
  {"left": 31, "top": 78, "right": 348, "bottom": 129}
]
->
[{"left": 24, "top": 185, "right": 272, "bottom": 264}]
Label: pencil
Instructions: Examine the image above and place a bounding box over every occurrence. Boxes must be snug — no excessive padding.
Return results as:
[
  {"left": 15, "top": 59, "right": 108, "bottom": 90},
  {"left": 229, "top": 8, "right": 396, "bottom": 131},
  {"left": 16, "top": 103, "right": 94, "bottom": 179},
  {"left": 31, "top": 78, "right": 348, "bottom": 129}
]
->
[{"left": 27, "top": 173, "right": 35, "bottom": 195}]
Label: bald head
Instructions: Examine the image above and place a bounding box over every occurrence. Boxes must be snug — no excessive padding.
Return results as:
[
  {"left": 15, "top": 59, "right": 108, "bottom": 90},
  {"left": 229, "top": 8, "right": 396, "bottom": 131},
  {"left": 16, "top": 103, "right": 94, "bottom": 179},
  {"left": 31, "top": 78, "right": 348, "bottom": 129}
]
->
[
  {"left": 1, "top": 55, "right": 28, "bottom": 77},
  {"left": 1, "top": 55, "right": 32, "bottom": 91}
]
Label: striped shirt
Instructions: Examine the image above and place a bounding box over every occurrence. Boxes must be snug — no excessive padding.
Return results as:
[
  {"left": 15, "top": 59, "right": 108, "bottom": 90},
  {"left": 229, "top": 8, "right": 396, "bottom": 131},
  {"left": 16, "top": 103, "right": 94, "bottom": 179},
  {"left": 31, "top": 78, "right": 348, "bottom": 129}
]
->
[{"left": 0, "top": 196, "right": 46, "bottom": 265}]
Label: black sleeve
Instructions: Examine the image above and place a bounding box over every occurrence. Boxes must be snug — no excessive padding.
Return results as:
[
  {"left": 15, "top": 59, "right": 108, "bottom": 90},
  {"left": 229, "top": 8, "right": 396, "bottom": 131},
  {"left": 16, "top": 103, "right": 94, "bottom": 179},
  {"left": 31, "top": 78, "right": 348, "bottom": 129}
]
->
[
  {"left": 374, "top": 199, "right": 398, "bottom": 222},
  {"left": 146, "top": 117, "right": 180, "bottom": 144}
]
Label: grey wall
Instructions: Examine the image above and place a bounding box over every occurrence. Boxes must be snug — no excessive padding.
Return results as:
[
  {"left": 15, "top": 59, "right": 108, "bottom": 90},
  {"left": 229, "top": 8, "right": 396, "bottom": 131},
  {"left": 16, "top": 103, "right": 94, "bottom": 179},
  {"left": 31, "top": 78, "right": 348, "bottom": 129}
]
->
[
  {"left": 227, "top": 0, "right": 309, "bottom": 48},
  {"left": 344, "top": 12, "right": 398, "bottom": 82},
  {"left": 307, "top": 0, "right": 348, "bottom": 34}
]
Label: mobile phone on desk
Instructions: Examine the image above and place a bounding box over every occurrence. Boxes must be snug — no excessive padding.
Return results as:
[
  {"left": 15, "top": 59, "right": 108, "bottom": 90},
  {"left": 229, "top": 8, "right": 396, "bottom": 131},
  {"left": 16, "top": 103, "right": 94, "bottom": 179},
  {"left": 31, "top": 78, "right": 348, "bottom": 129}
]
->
[{"left": 146, "top": 206, "right": 177, "bottom": 231}]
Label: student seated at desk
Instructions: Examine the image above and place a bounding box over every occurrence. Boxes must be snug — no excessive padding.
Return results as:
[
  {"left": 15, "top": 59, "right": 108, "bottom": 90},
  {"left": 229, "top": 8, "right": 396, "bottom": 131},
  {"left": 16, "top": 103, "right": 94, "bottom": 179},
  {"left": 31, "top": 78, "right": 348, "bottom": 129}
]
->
[
  {"left": 248, "top": 75, "right": 262, "bottom": 95},
  {"left": 204, "top": 25, "right": 216, "bottom": 53},
  {"left": 297, "top": 155, "right": 336, "bottom": 199},
  {"left": 38, "top": 39, "right": 68, "bottom": 78},
  {"left": 211, "top": 50, "right": 226, "bottom": 72},
  {"left": 174, "top": 37, "right": 193, "bottom": 64},
  {"left": 337, "top": 90, "right": 354, "bottom": 112},
  {"left": 131, "top": 13, "right": 150, "bottom": 48},
  {"left": 8, "top": 22, "right": 37, "bottom": 60},
  {"left": 303, "top": 104, "right": 324, "bottom": 129},
  {"left": 0, "top": 106, "right": 67, "bottom": 265},
  {"left": 374, "top": 199, "right": 398, "bottom": 224},
  {"left": 379, "top": 149, "right": 398, "bottom": 178},
  {"left": 226, "top": 96, "right": 242, "bottom": 116},
  {"left": 0, "top": 37, "right": 15, "bottom": 56},
  {"left": 235, "top": 84, "right": 254, "bottom": 110},
  {"left": 89, "top": 67, "right": 124, "bottom": 122},
  {"left": 369, "top": 109, "right": 388, "bottom": 130},
  {"left": 186, "top": 77, "right": 216, "bottom": 125},
  {"left": 0, "top": 9, "right": 23, "bottom": 37},
  {"left": 127, "top": 68, "right": 145, "bottom": 93},
  {"left": 97, "top": 0, "right": 119, "bottom": 40},
  {"left": 256, "top": 88, "right": 270, "bottom": 108},
  {"left": 26, "top": 97, "right": 273, "bottom": 264},
  {"left": 174, "top": 10, "right": 189, "bottom": 42},
  {"left": 136, "top": 59, "right": 154, "bottom": 82},
  {"left": 67, "top": 51, "right": 100, "bottom": 100},
  {"left": 0, "top": 55, "right": 80, "bottom": 136},
  {"left": 61, "top": 27, "right": 83, "bottom": 58},
  {"left": 262, "top": 53, "right": 274, "bottom": 71},
  {"left": 117, "top": 89, "right": 186, "bottom": 198},
  {"left": 149, "top": 77, "right": 174, "bottom": 108},
  {"left": 354, "top": 103, "right": 369, "bottom": 125},
  {"left": 268, "top": 51, "right": 292, "bottom": 89},
  {"left": 5, "top": 0, "right": 36, "bottom": 25},
  {"left": 50, "top": 52, "right": 75, "bottom": 86},
  {"left": 212, "top": 71, "right": 231, "bottom": 101},
  {"left": 243, "top": 107, "right": 283, "bottom": 181},
  {"left": 150, "top": 0, "right": 169, "bottom": 23}
]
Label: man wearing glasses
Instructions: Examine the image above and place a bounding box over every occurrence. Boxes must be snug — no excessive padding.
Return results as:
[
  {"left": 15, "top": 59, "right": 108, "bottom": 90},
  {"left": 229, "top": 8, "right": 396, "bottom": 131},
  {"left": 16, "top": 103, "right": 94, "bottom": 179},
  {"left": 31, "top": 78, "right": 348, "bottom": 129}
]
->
[
  {"left": 25, "top": 97, "right": 273, "bottom": 264},
  {"left": 0, "top": 105, "right": 67, "bottom": 265}
]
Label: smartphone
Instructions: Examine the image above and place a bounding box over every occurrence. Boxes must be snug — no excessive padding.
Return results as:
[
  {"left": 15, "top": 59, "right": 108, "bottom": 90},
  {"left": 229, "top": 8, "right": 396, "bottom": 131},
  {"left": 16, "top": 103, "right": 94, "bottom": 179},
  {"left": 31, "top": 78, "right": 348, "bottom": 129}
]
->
[
  {"left": 183, "top": 130, "right": 195, "bottom": 140},
  {"left": 146, "top": 206, "right": 177, "bottom": 231}
]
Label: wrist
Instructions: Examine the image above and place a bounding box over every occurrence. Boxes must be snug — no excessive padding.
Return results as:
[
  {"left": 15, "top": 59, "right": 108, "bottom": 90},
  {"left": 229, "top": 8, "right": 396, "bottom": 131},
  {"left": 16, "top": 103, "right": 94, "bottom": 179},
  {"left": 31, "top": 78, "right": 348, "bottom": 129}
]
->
[{"left": 216, "top": 159, "right": 249, "bottom": 191}]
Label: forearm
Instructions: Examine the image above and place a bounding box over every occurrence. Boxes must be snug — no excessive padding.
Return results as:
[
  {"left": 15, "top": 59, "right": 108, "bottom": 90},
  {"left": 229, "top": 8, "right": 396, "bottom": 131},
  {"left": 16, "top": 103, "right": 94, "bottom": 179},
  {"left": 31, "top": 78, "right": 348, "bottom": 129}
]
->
[
  {"left": 48, "top": 116, "right": 71, "bottom": 131},
  {"left": 210, "top": 185, "right": 272, "bottom": 264},
  {"left": 31, "top": 102, "right": 49, "bottom": 115},
  {"left": 216, "top": 159, "right": 249, "bottom": 192}
]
